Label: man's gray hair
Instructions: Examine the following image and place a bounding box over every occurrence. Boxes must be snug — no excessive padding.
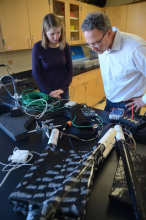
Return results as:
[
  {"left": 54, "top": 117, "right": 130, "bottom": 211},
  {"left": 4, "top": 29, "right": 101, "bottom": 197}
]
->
[{"left": 81, "top": 12, "right": 112, "bottom": 33}]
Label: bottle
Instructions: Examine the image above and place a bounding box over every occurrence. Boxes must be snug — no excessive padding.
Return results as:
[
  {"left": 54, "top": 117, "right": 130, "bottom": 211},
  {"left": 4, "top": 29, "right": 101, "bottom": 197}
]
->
[{"left": 47, "top": 128, "right": 59, "bottom": 151}]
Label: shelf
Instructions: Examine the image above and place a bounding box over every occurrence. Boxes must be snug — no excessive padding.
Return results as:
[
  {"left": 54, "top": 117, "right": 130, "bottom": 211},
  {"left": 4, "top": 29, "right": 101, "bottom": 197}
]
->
[
  {"left": 70, "top": 30, "right": 79, "bottom": 32},
  {"left": 70, "top": 17, "right": 78, "bottom": 20},
  {"left": 58, "top": 15, "right": 65, "bottom": 19}
]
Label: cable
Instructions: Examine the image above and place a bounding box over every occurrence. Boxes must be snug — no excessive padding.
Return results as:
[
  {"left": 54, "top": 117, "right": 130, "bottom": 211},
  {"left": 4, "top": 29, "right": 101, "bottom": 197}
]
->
[
  {"left": 24, "top": 98, "right": 48, "bottom": 119},
  {"left": 0, "top": 75, "right": 18, "bottom": 99},
  {"left": 0, "top": 147, "right": 40, "bottom": 187},
  {"left": 0, "top": 154, "right": 33, "bottom": 187},
  {"left": 69, "top": 119, "right": 98, "bottom": 140}
]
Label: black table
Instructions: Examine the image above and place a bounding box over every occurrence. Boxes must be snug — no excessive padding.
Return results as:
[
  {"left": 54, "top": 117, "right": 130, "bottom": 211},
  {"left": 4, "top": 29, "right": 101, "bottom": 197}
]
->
[{"left": 0, "top": 83, "right": 146, "bottom": 220}]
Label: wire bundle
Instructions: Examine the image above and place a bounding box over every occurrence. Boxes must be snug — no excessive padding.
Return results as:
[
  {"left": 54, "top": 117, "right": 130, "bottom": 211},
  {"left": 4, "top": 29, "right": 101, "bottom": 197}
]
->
[
  {"left": 22, "top": 90, "right": 49, "bottom": 106},
  {"left": 70, "top": 119, "right": 98, "bottom": 140}
]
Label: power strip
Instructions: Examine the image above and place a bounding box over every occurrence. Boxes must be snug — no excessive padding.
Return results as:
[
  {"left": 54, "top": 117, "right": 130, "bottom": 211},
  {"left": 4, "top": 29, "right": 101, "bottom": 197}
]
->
[
  {"left": 119, "top": 116, "right": 146, "bottom": 131},
  {"left": 10, "top": 150, "right": 29, "bottom": 163}
]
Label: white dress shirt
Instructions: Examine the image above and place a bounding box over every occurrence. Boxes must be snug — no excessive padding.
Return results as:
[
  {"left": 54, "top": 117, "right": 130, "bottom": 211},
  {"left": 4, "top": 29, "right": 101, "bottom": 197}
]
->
[{"left": 99, "top": 27, "right": 146, "bottom": 103}]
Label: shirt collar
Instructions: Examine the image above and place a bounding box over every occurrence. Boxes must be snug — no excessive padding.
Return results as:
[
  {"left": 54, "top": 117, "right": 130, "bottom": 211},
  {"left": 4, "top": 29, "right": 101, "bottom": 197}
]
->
[{"left": 110, "top": 27, "right": 122, "bottom": 51}]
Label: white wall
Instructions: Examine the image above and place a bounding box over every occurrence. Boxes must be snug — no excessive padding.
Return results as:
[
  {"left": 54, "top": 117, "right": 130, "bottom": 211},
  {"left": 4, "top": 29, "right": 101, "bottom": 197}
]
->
[{"left": 0, "top": 49, "right": 32, "bottom": 76}]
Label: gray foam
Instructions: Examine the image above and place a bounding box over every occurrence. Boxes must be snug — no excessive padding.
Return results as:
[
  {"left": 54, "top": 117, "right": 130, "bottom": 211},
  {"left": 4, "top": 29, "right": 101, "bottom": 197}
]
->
[{"left": 0, "top": 113, "right": 34, "bottom": 141}]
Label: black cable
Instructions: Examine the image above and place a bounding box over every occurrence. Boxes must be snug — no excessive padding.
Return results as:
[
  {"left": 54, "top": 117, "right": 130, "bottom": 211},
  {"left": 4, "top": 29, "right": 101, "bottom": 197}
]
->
[
  {"left": 69, "top": 119, "right": 98, "bottom": 140},
  {"left": 41, "top": 110, "right": 73, "bottom": 122}
]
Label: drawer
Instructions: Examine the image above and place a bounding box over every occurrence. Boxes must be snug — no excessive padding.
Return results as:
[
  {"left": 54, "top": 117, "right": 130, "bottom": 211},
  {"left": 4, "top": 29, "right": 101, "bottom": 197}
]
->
[
  {"left": 71, "top": 72, "right": 88, "bottom": 87},
  {"left": 86, "top": 69, "right": 97, "bottom": 80},
  {"left": 95, "top": 68, "right": 101, "bottom": 77}
]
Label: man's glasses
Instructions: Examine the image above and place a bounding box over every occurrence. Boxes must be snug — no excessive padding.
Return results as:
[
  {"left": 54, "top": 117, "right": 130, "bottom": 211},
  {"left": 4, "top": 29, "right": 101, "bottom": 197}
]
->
[{"left": 85, "top": 29, "right": 108, "bottom": 48}]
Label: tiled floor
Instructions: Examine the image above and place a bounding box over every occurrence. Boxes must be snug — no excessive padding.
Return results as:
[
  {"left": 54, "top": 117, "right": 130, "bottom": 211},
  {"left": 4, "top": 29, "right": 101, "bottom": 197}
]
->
[{"left": 94, "top": 99, "right": 146, "bottom": 115}]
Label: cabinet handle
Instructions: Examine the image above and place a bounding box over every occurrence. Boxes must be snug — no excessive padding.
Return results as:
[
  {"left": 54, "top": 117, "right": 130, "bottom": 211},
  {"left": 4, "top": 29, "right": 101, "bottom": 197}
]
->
[
  {"left": 73, "top": 88, "right": 76, "bottom": 97},
  {"left": 31, "top": 38, "right": 34, "bottom": 47},
  {"left": 28, "top": 38, "right": 31, "bottom": 48}
]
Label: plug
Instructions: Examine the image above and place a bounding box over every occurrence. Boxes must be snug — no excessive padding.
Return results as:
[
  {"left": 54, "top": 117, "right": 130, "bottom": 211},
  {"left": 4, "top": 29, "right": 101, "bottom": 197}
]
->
[
  {"left": 10, "top": 150, "right": 29, "bottom": 163},
  {"left": 10, "top": 106, "right": 23, "bottom": 117}
]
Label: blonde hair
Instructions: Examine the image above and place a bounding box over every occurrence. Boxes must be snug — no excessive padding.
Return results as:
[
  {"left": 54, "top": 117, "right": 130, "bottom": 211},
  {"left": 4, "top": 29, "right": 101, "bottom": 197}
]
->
[{"left": 41, "top": 13, "right": 65, "bottom": 50}]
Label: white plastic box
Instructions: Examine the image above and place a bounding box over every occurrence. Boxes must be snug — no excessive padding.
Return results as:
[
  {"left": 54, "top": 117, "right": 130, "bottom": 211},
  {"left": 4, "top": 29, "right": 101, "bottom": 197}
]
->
[{"left": 73, "top": 57, "right": 99, "bottom": 69}]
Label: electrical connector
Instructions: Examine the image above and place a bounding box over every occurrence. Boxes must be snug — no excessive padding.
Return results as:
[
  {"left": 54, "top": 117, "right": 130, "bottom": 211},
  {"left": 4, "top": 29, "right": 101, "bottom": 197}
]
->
[
  {"left": 10, "top": 106, "right": 23, "bottom": 117},
  {"left": 119, "top": 116, "right": 146, "bottom": 131},
  {"left": 10, "top": 150, "right": 29, "bottom": 163}
]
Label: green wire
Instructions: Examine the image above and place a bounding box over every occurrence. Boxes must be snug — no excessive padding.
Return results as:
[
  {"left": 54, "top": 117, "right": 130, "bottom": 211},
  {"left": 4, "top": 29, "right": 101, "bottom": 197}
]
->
[
  {"left": 20, "top": 90, "right": 104, "bottom": 127},
  {"left": 72, "top": 114, "right": 103, "bottom": 128},
  {"left": 20, "top": 89, "right": 66, "bottom": 114}
]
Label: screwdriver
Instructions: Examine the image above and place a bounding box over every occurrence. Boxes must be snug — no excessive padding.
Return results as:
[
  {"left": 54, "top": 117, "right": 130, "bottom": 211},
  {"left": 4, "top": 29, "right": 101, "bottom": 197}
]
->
[
  {"left": 62, "top": 121, "right": 72, "bottom": 131},
  {"left": 60, "top": 121, "right": 72, "bottom": 139}
]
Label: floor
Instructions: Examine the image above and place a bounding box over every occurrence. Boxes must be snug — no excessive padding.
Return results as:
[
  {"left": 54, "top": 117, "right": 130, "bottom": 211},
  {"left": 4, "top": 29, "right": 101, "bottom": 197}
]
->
[{"left": 94, "top": 99, "right": 146, "bottom": 115}]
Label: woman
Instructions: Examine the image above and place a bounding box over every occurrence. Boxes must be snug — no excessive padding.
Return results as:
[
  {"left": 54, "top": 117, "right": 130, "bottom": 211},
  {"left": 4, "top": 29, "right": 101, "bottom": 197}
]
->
[{"left": 32, "top": 13, "right": 73, "bottom": 99}]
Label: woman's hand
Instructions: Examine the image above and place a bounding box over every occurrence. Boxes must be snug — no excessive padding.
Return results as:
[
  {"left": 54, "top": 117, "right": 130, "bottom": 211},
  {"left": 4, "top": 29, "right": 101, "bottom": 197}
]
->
[{"left": 49, "top": 89, "right": 64, "bottom": 99}]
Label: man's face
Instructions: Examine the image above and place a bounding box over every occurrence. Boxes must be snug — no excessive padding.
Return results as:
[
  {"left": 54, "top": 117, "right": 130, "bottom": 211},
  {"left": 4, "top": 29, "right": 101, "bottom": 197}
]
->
[{"left": 84, "top": 28, "right": 111, "bottom": 54}]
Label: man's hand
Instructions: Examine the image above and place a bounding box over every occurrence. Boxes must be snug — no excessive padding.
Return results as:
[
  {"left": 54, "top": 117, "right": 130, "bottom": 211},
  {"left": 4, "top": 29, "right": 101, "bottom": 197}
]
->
[
  {"left": 125, "top": 97, "right": 145, "bottom": 112},
  {"left": 49, "top": 89, "right": 64, "bottom": 99}
]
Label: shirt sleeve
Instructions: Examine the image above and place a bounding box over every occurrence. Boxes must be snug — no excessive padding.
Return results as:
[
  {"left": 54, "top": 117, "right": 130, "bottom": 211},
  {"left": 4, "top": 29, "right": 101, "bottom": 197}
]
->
[
  {"left": 132, "top": 45, "right": 146, "bottom": 77},
  {"left": 133, "top": 45, "right": 146, "bottom": 104},
  {"left": 60, "top": 43, "right": 73, "bottom": 92},
  {"left": 32, "top": 43, "right": 52, "bottom": 94},
  {"left": 142, "top": 94, "right": 146, "bottom": 104}
]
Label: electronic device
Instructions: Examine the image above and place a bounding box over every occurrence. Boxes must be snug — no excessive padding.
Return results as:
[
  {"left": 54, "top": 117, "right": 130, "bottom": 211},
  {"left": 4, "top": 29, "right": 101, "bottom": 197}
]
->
[
  {"left": 9, "top": 149, "right": 29, "bottom": 163},
  {"left": 81, "top": 106, "right": 95, "bottom": 118},
  {"left": 109, "top": 108, "right": 124, "bottom": 120},
  {"left": 119, "top": 116, "right": 146, "bottom": 131},
  {"left": 64, "top": 101, "right": 76, "bottom": 107}
]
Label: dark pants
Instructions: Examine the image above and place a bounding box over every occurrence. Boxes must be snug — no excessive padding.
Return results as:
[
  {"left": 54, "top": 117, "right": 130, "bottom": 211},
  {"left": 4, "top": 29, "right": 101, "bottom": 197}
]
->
[
  {"left": 61, "top": 90, "right": 69, "bottom": 100},
  {"left": 104, "top": 99, "right": 140, "bottom": 116}
]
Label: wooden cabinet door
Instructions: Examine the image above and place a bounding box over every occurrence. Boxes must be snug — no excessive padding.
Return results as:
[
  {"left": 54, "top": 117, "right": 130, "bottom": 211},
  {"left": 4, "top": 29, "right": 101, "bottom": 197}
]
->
[
  {"left": 105, "top": 5, "right": 128, "bottom": 32},
  {"left": 0, "top": 0, "right": 31, "bottom": 51},
  {"left": 68, "top": 0, "right": 82, "bottom": 45},
  {"left": 81, "top": 3, "right": 92, "bottom": 44},
  {"left": 96, "top": 75, "right": 105, "bottom": 102},
  {"left": 85, "top": 78, "right": 98, "bottom": 106},
  {"left": 71, "top": 85, "right": 86, "bottom": 104},
  {"left": 91, "top": 5, "right": 102, "bottom": 13},
  {"left": 126, "top": 2, "right": 146, "bottom": 39},
  {"left": 49, "top": 0, "right": 69, "bottom": 43},
  {"left": 27, "top": 0, "right": 50, "bottom": 47}
]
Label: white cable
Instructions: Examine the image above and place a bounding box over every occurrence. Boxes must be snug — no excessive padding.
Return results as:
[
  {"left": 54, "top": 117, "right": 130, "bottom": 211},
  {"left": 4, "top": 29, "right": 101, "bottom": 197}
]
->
[
  {"left": 0, "top": 150, "right": 34, "bottom": 187},
  {"left": 30, "top": 151, "right": 41, "bottom": 156},
  {"left": 2, "top": 154, "right": 33, "bottom": 172},
  {"left": 24, "top": 98, "right": 48, "bottom": 119}
]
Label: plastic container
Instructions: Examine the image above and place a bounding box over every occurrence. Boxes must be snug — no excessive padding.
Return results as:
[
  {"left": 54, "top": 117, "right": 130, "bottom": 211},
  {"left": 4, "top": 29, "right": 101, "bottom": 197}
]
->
[
  {"left": 70, "top": 25, "right": 75, "bottom": 30},
  {"left": 73, "top": 57, "right": 99, "bottom": 69},
  {"left": 89, "top": 50, "right": 98, "bottom": 59}
]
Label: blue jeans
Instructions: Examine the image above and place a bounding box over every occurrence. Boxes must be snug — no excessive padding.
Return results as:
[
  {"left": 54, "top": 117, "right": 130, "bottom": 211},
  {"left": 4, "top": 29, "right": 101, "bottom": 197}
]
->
[
  {"left": 61, "top": 90, "right": 69, "bottom": 100},
  {"left": 104, "top": 99, "right": 140, "bottom": 116}
]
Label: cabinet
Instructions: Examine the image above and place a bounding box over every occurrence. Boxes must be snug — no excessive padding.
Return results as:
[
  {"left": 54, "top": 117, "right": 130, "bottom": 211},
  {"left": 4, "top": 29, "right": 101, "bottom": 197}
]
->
[
  {"left": 50, "top": 0, "right": 82, "bottom": 45},
  {"left": 0, "top": 0, "right": 50, "bottom": 51},
  {"left": 104, "top": 5, "right": 128, "bottom": 32},
  {"left": 126, "top": 2, "right": 146, "bottom": 39},
  {"left": 81, "top": 2, "right": 102, "bottom": 44},
  {"left": 70, "top": 68, "right": 105, "bottom": 107}
]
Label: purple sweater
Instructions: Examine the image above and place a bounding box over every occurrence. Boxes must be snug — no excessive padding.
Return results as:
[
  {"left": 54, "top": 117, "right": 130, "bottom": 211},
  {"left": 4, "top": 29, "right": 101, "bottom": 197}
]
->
[{"left": 32, "top": 41, "right": 73, "bottom": 94}]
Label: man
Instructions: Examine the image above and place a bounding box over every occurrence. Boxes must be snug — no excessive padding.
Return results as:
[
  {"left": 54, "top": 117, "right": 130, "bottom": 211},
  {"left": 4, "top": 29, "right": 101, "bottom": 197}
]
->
[{"left": 81, "top": 12, "right": 146, "bottom": 114}]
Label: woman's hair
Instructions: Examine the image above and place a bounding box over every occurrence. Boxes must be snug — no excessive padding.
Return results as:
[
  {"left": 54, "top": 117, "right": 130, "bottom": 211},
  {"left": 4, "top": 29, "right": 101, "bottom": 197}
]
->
[
  {"left": 81, "top": 12, "right": 112, "bottom": 33},
  {"left": 41, "top": 13, "right": 65, "bottom": 49}
]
